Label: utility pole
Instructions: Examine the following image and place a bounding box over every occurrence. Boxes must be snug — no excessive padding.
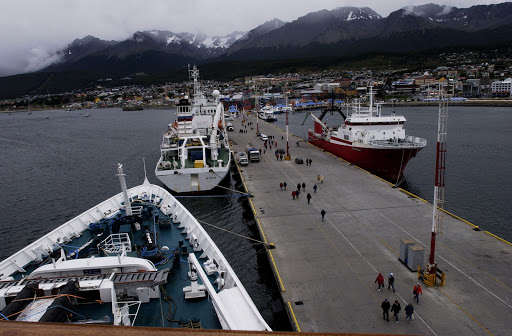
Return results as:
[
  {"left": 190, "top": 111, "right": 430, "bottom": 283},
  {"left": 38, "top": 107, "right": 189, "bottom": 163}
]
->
[
  {"left": 286, "top": 105, "right": 290, "bottom": 159},
  {"left": 255, "top": 87, "right": 260, "bottom": 135},
  {"left": 429, "top": 88, "right": 448, "bottom": 276}
]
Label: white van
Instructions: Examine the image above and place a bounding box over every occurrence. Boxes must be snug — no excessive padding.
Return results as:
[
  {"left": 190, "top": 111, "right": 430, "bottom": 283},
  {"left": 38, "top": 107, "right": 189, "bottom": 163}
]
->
[
  {"left": 235, "top": 152, "right": 249, "bottom": 166},
  {"left": 259, "top": 134, "right": 268, "bottom": 141}
]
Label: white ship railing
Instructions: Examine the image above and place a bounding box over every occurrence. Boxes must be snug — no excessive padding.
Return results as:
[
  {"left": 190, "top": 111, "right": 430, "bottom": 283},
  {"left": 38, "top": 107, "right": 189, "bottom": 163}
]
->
[
  {"left": 0, "top": 180, "right": 270, "bottom": 331},
  {"left": 101, "top": 233, "right": 132, "bottom": 255},
  {"left": 368, "top": 136, "right": 427, "bottom": 148}
]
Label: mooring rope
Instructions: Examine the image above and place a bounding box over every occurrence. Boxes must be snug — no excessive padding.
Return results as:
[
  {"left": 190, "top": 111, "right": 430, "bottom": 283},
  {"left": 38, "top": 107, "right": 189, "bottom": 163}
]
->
[{"left": 196, "top": 219, "right": 274, "bottom": 249}]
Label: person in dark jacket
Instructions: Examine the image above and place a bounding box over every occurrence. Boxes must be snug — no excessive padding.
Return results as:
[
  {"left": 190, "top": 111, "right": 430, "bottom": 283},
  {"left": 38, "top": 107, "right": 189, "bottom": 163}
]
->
[
  {"left": 381, "top": 299, "right": 391, "bottom": 322},
  {"left": 321, "top": 209, "right": 326, "bottom": 221},
  {"left": 391, "top": 300, "right": 401, "bottom": 323},
  {"left": 388, "top": 273, "right": 395, "bottom": 292},
  {"left": 306, "top": 193, "right": 312, "bottom": 204},
  {"left": 405, "top": 303, "right": 414, "bottom": 323}
]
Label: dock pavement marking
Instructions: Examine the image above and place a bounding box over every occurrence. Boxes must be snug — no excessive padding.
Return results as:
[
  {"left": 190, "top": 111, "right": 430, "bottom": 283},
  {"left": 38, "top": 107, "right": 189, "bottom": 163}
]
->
[
  {"left": 305, "top": 200, "right": 439, "bottom": 336},
  {"left": 254, "top": 119, "right": 508, "bottom": 332},
  {"left": 309, "top": 156, "right": 512, "bottom": 312},
  {"left": 287, "top": 301, "right": 301, "bottom": 332},
  {"left": 277, "top": 155, "right": 495, "bottom": 335},
  {"left": 438, "top": 288, "right": 495, "bottom": 336},
  {"left": 373, "top": 209, "right": 512, "bottom": 310},
  {"left": 244, "top": 176, "right": 286, "bottom": 293}
]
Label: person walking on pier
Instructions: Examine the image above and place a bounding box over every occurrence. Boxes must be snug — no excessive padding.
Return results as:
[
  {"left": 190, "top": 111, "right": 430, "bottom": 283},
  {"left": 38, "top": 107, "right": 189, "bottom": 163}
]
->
[
  {"left": 292, "top": 191, "right": 296, "bottom": 200},
  {"left": 388, "top": 273, "right": 395, "bottom": 292},
  {"left": 280, "top": 182, "right": 283, "bottom": 191},
  {"left": 391, "top": 300, "right": 401, "bottom": 323},
  {"left": 283, "top": 181, "right": 287, "bottom": 190},
  {"left": 413, "top": 283, "right": 423, "bottom": 303},
  {"left": 307, "top": 193, "right": 312, "bottom": 204},
  {"left": 296, "top": 189, "right": 300, "bottom": 199},
  {"left": 302, "top": 182, "right": 306, "bottom": 191},
  {"left": 381, "top": 299, "right": 390, "bottom": 322},
  {"left": 375, "top": 273, "right": 384, "bottom": 291},
  {"left": 313, "top": 184, "right": 317, "bottom": 193},
  {"left": 321, "top": 209, "right": 326, "bottom": 221},
  {"left": 297, "top": 183, "right": 301, "bottom": 191},
  {"left": 405, "top": 303, "right": 414, "bottom": 323}
]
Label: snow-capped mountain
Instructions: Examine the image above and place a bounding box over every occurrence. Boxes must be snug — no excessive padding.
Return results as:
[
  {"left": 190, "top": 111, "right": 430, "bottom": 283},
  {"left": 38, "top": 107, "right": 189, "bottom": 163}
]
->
[{"left": 41, "top": 3, "right": 512, "bottom": 74}]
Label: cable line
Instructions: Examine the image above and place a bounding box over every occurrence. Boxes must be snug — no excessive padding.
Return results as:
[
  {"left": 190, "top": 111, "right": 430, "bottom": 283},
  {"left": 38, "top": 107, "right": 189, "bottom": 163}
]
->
[{"left": 196, "top": 219, "right": 274, "bottom": 249}]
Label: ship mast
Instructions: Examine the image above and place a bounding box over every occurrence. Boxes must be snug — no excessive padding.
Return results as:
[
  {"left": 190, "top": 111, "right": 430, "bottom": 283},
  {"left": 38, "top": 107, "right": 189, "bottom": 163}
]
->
[
  {"left": 429, "top": 89, "right": 448, "bottom": 275},
  {"left": 117, "top": 163, "right": 132, "bottom": 217},
  {"left": 189, "top": 65, "right": 201, "bottom": 102}
]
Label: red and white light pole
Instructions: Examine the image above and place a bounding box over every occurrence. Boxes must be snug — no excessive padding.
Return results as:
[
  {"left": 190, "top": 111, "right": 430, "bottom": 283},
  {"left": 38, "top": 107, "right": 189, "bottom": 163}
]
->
[
  {"left": 429, "top": 90, "right": 448, "bottom": 275},
  {"left": 286, "top": 108, "right": 290, "bottom": 158},
  {"left": 256, "top": 95, "right": 259, "bottom": 135}
]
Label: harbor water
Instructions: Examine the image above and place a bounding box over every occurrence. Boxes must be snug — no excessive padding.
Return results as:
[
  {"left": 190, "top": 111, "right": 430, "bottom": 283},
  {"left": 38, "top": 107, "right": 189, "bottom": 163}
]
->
[
  {"left": 0, "top": 105, "right": 510, "bottom": 329},
  {"left": 0, "top": 108, "right": 289, "bottom": 330},
  {"left": 274, "top": 105, "right": 512, "bottom": 241}
]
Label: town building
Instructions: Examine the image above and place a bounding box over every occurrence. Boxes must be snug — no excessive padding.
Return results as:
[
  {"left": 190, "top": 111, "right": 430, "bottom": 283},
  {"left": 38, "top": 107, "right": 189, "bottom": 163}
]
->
[{"left": 491, "top": 78, "right": 512, "bottom": 97}]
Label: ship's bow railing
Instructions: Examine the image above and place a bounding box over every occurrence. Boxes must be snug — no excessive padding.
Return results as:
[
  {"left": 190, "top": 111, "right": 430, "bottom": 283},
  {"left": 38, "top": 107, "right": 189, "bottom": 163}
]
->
[
  {"left": 100, "top": 233, "right": 132, "bottom": 255},
  {"left": 368, "top": 136, "right": 427, "bottom": 148}
]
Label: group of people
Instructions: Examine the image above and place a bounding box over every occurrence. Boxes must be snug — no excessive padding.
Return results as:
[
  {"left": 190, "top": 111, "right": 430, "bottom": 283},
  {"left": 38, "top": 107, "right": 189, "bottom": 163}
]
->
[
  {"left": 275, "top": 150, "right": 284, "bottom": 160},
  {"left": 305, "top": 158, "right": 312, "bottom": 165},
  {"left": 376, "top": 272, "right": 423, "bottom": 323}
]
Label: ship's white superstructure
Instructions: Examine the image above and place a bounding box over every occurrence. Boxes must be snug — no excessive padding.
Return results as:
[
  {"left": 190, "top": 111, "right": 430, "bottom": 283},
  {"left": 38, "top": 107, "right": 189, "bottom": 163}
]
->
[
  {"left": 258, "top": 105, "right": 277, "bottom": 122},
  {"left": 155, "top": 66, "right": 231, "bottom": 192}
]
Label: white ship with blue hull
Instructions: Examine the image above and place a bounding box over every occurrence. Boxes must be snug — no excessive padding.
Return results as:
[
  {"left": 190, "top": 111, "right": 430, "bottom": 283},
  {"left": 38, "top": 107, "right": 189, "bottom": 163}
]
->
[
  {"left": 156, "top": 66, "right": 231, "bottom": 193},
  {"left": 0, "top": 164, "right": 270, "bottom": 331}
]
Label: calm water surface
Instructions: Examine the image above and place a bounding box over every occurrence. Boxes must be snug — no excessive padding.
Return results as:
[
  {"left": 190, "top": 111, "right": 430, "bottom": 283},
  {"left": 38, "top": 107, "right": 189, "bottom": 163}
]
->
[
  {"left": 0, "top": 105, "right": 510, "bottom": 329},
  {"left": 0, "top": 108, "right": 289, "bottom": 330}
]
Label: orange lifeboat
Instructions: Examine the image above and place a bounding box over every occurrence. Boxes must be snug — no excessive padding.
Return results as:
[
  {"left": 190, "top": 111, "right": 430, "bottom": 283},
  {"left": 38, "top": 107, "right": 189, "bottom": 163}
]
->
[{"left": 218, "top": 120, "right": 223, "bottom": 129}]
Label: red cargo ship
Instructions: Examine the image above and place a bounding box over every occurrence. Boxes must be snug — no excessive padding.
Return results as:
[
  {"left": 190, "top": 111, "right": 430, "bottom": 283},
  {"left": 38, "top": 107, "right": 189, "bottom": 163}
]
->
[{"left": 308, "top": 92, "right": 426, "bottom": 183}]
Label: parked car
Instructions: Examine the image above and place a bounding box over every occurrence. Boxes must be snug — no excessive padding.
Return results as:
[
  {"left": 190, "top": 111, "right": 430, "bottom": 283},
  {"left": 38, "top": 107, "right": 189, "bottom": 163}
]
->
[
  {"left": 295, "top": 157, "right": 304, "bottom": 164},
  {"left": 259, "top": 134, "right": 268, "bottom": 141}
]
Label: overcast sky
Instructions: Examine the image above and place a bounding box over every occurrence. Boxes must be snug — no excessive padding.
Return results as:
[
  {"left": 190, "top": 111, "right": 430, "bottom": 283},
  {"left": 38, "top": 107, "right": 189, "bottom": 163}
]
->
[{"left": 0, "top": 0, "right": 507, "bottom": 77}]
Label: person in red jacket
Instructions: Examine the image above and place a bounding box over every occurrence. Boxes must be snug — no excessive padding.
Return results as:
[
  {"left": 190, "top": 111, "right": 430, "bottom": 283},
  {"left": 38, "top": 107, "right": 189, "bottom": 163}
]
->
[
  {"left": 375, "top": 273, "right": 384, "bottom": 291},
  {"left": 413, "top": 283, "right": 423, "bottom": 303}
]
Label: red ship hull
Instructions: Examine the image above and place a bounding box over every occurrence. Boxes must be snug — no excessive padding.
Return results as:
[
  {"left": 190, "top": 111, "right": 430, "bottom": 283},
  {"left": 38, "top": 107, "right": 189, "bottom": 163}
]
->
[{"left": 308, "top": 131, "right": 423, "bottom": 182}]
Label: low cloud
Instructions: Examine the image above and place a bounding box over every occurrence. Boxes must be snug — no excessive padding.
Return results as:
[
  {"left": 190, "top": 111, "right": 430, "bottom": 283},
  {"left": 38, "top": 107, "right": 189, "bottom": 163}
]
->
[
  {"left": 24, "top": 46, "right": 63, "bottom": 73},
  {"left": 0, "top": 0, "right": 504, "bottom": 77}
]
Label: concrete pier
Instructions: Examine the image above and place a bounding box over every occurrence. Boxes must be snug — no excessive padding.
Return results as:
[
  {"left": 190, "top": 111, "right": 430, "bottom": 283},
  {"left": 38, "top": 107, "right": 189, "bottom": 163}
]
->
[{"left": 229, "top": 113, "right": 512, "bottom": 335}]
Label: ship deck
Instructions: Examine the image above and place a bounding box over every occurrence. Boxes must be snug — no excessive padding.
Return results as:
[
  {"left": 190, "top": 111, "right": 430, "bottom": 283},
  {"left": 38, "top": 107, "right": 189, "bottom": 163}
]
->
[
  {"left": 1, "top": 198, "right": 222, "bottom": 329},
  {"left": 158, "top": 146, "right": 230, "bottom": 170},
  {"left": 228, "top": 113, "right": 512, "bottom": 335}
]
